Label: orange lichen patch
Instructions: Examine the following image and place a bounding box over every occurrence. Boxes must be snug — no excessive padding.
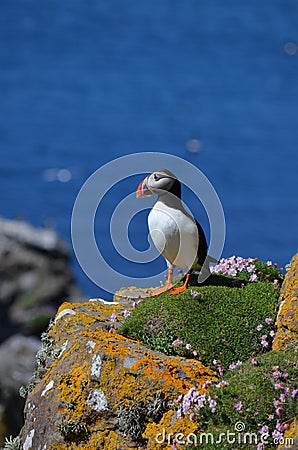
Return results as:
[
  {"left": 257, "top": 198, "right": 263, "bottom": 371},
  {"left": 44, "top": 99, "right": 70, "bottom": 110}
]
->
[
  {"left": 49, "top": 443, "right": 68, "bottom": 450},
  {"left": 131, "top": 355, "right": 213, "bottom": 392},
  {"left": 144, "top": 410, "right": 199, "bottom": 449},
  {"left": 52, "top": 301, "right": 134, "bottom": 341},
  {"left": 94, "top": 430, "right": 132, "bottom": 450},
  {"left": 273, "top": 253, "right": 298, "bottom": 350},
  {"left": 56, "top": 362, "right": 90, "bottom": 420}
]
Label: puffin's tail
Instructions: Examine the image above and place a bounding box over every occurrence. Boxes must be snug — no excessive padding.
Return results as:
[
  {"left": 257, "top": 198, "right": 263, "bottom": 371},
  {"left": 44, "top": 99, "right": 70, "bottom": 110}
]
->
[{"left": 206, "top": 255, "right": 219, "bottom": 265}]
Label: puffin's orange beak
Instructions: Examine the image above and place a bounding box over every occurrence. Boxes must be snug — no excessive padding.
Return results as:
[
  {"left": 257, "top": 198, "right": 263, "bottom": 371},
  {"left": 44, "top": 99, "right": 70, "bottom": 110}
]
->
[{"left": 136, "top": 177, "right": 153, "bottom": 198}]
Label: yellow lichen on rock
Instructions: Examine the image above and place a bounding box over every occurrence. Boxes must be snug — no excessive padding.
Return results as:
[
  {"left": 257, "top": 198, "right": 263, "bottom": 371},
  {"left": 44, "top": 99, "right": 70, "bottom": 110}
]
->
[
  {"left": 273, "top": 253, "right": 298, "bottom": 350},
  {"left": 277, "top": 418, "right": 298, "bottom": 450},
  {"left": 144, "top": 410, "right": 199, "bottom": 449}
]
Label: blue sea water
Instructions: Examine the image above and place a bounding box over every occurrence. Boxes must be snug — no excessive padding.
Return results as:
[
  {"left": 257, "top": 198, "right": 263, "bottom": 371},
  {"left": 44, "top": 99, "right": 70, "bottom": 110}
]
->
[{"left": 0, "top": 0, "right": 297, "bottom": 300}]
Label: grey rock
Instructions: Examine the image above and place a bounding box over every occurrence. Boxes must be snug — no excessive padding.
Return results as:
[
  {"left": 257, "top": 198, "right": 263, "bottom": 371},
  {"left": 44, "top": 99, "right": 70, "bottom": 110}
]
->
[
  {"left": 0, "top": 217, "right": 81, "bottom": 340},
  {"left": 0, "top": 335, "right": 41, "bottom": 445}
]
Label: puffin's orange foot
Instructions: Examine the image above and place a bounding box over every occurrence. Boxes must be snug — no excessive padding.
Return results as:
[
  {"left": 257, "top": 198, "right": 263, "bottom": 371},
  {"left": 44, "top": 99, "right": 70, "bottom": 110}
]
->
[
  {"left": 150, "top": 284, "right": 172, "bottom": 296},
  {"left": 170, "top": 285, "right": 187, "bottom": 295},
  {"left": 170, "top": 272, "right": 191, "bottom": 296}
]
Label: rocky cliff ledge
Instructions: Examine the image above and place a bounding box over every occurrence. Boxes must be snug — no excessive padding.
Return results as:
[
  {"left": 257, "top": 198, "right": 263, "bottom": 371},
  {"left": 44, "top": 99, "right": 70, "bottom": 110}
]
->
[
  {"left": 6, "top": 255, "right": 298, "bottom": 450},
  {"left": 18, "top": 300, "right": 214, "bottom": 450}
]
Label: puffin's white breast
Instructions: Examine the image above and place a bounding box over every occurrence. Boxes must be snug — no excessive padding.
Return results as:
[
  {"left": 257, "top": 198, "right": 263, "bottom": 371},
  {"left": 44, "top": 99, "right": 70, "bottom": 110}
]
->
[{"left": 148, "top": 200, "right": 198, "bottom": 270}]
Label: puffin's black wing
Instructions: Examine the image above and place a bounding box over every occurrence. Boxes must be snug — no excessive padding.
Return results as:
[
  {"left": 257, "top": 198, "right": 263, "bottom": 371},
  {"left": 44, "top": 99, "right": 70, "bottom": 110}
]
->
[{"left": 195, "top": 219, "right": 208, "bottom": 267}]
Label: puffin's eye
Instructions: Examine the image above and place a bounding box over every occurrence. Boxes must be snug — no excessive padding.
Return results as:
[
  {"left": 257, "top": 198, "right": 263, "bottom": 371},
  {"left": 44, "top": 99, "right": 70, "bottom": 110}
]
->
[{"left": 154, "top": 174, "right": 160, "bottom": 181}]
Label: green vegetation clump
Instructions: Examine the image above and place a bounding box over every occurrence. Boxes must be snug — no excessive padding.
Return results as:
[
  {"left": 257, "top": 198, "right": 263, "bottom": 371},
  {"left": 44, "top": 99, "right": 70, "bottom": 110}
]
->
[
  {"left": 185, "top": 343, "right": 297, "bottom": 449},
  {"left": 119, "top": 282, "right": 279, "bottom": 369}
]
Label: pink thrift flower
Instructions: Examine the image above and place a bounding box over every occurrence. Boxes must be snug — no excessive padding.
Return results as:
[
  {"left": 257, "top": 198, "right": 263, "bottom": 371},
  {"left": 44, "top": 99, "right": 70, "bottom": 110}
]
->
[
  {"left": 172, "top": 339, "right": 184, "bottom": 347},
  {"left": 272, "top": 370, "right": 282, "bottom": 379},
  {"left": 185, "top": 343, "right": 192, "bottom": 350},
  {"left": 122, "top": 310, "right": 131, "bottom": 319},
  {"left": 197, "top": 394, "right": 206, "bottom": 408},
  {"left": 177, "top": 408, "right": 183, "bottom": 419},
  {"left": 190, "top": 290, "right": 199, "bottom": 297},
  {"left": 257, "top": 443, "right": 264, "bottom": 450},
  {"left": 208, "top": 396, "right": 217, "bottom": 413},
  {"left": 249, "top": 273, "right": 258, "bottom": 282},
  {"left": 276, "top": 421, "right": 285, "bottom": 432},
  {"left": 266, "top": 261, "right": 272, "bottom": 266},
  {"left": 218, "top": 365, "right": 224, "bottom": 376},
  {"left": 259, "top": 425, "right": 269, "bottom": 436},
  {"left": 272, "top": 429, "right": 283, "bottom": 440},
  {"left": 110, "top": 313, "right": 118, "bottom": 323},
  {"left": 202, "top": 380, "right": 211, "bottom": 389},
  {"left": 273, "top": 398, "right": 279, "bottom": 408},
  {"left": 292, "top": 389, "right": 298, "bottom": 399},
  {"left": 227, "top": 267, "right": 237, "bottom": 276},
  {"left": 275, "top": 407, "right": 284, "bottom": 417},
  {"left": 216, "top": 380, "right": 229, "bottom": 389},
  {"left": 182, "top": 398, "right": 191, "bottom": 414},
  {"left": 251, "top": 358, "right": 258, "bottom": 365},
  {"left": 265, "top": 317, "right": 273, "bottom": 324},
  {"left": 256, "top": 324, "right": 263, "bottom": 331},
  {"left": 233, "top": 401, "right": 243, "bottom": 411}
]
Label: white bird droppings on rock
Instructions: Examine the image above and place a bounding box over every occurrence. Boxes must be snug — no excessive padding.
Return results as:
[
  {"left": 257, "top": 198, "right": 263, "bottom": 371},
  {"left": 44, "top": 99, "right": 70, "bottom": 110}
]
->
[
  {"left": 89, "top": 298, "right": 118, "bottom": 305},
  {"left": 41, "top": 380, "right": 54, "bottom": 397},
  {"left": 55, "top": 308, "right": 76, "bottom": 322},
  {"left": 23, "top": 429, "right": 35, "bottom": 450},
  {"left": 87, "top": 389, "right": 108, "bottom": 412},
  {"left": 58, "top": 340, "right": 69, "bottom": 358},
  {"left": 87, "top": 341, "right": 96, "bottom": 353},
  {"left": 90, "top": 354, "right": 102, "bottom": 378}
]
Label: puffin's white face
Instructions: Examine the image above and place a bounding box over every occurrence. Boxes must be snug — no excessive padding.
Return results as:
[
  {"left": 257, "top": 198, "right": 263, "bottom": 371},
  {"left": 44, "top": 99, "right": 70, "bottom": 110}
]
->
[{"left": 136, "top": 169, "right": 177, "bottom": 198}]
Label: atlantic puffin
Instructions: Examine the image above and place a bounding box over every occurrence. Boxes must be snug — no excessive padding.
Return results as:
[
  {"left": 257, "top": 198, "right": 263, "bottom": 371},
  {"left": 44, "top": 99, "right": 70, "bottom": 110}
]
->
[{"left": 136, "top": 168, "right": 212, "bottom": 296}]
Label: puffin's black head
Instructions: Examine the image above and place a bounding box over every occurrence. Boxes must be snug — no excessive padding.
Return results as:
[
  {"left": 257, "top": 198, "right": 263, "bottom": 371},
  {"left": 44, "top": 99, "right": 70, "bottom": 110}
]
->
[{"left": 136, "top": 169, "right": 181, "bottom": 199}]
